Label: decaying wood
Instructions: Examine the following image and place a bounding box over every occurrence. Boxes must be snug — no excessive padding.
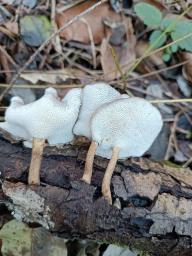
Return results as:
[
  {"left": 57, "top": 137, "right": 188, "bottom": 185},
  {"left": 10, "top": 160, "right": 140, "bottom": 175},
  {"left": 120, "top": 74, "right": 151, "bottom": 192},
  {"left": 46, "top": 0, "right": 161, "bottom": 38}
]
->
[{"left": 0, "top": 129, "right": 192, "bottom": 256}]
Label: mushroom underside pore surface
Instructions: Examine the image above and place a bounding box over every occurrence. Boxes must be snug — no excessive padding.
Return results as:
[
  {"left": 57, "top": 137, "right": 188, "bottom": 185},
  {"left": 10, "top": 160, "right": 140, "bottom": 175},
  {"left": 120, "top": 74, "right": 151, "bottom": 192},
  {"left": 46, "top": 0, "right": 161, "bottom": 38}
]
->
[
  {"left": 73, "top": 82, "right": 122, "bottom": 139},
  {"left": 82, "top": 97, "right": 163, "bottom": 204}
]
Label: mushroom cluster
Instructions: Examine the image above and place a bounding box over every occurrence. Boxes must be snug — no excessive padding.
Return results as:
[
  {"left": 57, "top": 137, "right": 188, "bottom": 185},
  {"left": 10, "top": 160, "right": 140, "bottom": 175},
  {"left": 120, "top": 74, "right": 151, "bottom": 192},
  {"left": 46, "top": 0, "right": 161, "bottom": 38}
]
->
[{"left": 0, "top": 83, "right": 163, "bottom": 204}]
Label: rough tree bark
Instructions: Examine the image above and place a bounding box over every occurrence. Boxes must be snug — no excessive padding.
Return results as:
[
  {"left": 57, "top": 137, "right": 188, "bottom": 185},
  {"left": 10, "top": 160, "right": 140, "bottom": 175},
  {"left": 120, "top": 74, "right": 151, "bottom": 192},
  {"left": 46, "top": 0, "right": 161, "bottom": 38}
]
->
[{"left": 0, "top": 129, "right": 192, "bottom": 256}]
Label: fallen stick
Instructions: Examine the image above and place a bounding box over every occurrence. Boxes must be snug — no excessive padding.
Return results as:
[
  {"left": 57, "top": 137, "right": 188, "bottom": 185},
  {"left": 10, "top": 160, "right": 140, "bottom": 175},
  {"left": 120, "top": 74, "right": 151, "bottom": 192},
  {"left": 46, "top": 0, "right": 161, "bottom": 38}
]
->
[{"left": 0, "top": 129, "right": 192, "bottom": 256}]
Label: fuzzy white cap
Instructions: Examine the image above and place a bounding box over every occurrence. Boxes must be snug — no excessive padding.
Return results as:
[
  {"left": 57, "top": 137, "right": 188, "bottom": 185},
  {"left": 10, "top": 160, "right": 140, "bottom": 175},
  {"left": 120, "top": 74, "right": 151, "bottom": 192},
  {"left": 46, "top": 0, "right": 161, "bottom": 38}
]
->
[
  {"left": 91, "top": 97, "right": 163, "bottom": 159},
  {"left": 73, "top": 83, "right": 122, "bottom": 139},
  {"left": 0, "top": 87, "right": 82, "bottom": 145}
]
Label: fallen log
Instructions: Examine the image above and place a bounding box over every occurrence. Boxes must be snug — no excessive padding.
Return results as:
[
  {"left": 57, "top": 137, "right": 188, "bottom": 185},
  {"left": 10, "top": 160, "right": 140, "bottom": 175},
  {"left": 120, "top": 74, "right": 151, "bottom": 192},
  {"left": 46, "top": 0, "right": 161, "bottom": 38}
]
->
[{"left": 0, "top": 129, "right": 192, "bottom": 256}]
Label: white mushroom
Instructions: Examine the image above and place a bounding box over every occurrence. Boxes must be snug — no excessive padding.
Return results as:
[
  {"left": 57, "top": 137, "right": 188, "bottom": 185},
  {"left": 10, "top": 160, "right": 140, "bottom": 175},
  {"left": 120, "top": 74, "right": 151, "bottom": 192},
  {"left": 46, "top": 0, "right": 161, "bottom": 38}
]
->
[
  {"left": 82, "top": 97, "right": 163, "bottom": 204},
  {"left": 0, "top": 87, "right": 82, "bottom": 185},
  {"left": 73, "top": 82, "right": 125, "bottom": 139}
]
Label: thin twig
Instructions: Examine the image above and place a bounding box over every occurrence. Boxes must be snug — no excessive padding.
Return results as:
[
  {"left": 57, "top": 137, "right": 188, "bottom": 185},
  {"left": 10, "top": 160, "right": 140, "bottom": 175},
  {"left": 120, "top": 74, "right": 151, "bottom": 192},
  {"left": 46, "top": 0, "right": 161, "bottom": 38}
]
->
[
  {"left": 0, "top": 45, "right": 18, "bottom": 68},
  {"left": 164, "top": 111, "right": 182, "bottom": 160},
  {"left": 51, "top": 0, "right": 62, "bottom": 53},
  {"left": 109, "top": 45, "right": 126, "bottom": 81},
  {"left": 14, "top": 0, "right": 24, "bottom": 22},
  {"left": 106, "top": 31, "right": 192, "bottom": 81},
  {"left": 0, "top": 51, "right": 11, "bottom": 83},
  {"left": 183, "top": 157, "right": 192, "bottom": 168},
  {"left": 80, "top": 18, "right": 97, "bottom": 69},
  {"left": 0, "top": 84, "right": 84, "bottom": 89},
  {"left": 39, "top": 44, "right": 52, "bottom": 69},
  {"left": 0, "top": 55, "right": 188, "bottom": 83},
  {"left": 0, "top": 0, "right": 107, "bottom": 103},
  {"left": 126, "top": 60, "right": 189, "bottom": 81}
]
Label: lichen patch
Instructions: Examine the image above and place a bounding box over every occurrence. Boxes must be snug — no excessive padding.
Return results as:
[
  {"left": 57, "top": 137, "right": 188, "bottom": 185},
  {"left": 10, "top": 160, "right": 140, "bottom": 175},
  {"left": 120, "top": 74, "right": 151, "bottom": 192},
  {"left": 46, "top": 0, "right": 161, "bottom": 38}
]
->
[
  {"left": 121, "top": 171, "right": 161, "bottom": 200},
  {"left": 2, "top": 181, "right": 54, "bottom": 229},
  {"left": 147, "top": 193, "right": 192, "bottom": 237}
]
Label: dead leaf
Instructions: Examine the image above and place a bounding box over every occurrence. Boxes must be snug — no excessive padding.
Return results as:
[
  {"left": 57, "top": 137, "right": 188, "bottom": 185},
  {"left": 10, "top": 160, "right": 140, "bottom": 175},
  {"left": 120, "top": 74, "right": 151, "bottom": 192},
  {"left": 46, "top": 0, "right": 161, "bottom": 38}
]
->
[
  {"left": 20, "top": 69, "right": 85, "bottom": 84},
  {"left": 100, "top": 18, "right": 136, "bottom": 81},
  {"left": 4, "top": 21, "right": 19, "bottom": 36},
  {"left": 179, "top": 51, "right": 192, "bottom": 85},
  {"left": 56, "top": 0, "right": 121, "bottom": 44},
  {"left": 176, "top": 75, "right": 192, "bottom": 97},
  {"left": 0, "top": 26, "right": 16, "bottom": 40},
  {"left": 136, "top": 41, "right": 166, "bottom": 74}
]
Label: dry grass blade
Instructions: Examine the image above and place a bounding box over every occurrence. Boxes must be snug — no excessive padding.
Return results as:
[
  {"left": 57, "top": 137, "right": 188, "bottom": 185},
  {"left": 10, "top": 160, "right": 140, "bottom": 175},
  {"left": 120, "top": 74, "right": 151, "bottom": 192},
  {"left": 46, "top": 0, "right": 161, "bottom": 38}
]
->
[
  {"left": 0, "top": 84, "right": 84, "bottom": 89},
  {"left": 164, "top": 111, "right": 182, "bottom": 160},
  {"left": 127, "top": 60, "right": 189, "bottom": 81},
  {"left": 150, "top": 99, "right": 192, "bottom": 104}
]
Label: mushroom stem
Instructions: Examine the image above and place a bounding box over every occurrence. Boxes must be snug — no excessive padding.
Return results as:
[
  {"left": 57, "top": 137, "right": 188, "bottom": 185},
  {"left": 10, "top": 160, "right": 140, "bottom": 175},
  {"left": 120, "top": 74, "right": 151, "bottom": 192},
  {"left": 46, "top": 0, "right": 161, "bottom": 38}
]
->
[
  {"left": 82, "top": 140, "right": 98, "bottom": 184},
  {"left": 28, "top": 137, "right": 45, "bottom": 185},
  {"left": 102, "top": 146, "right": 120, "bottom": 204}
]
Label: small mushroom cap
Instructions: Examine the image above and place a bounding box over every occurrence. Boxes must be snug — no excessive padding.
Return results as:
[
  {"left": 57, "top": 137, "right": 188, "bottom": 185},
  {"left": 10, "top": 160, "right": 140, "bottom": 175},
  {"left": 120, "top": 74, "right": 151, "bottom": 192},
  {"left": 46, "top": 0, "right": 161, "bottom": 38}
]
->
[
  {"left": 10, "top": 96, "right": 25, "bottom": 106},
  {"left": 91, "top": 97, "right": 163, "bottom": 159},
  {"left": 44, "top": 87, "right": 58, "bottom": 96},
  {"left": 73, "top": 83, "right": 121, "bottom": 138},
  {"left": 0, "top": 87, "right": 82, "bottom": 145}
]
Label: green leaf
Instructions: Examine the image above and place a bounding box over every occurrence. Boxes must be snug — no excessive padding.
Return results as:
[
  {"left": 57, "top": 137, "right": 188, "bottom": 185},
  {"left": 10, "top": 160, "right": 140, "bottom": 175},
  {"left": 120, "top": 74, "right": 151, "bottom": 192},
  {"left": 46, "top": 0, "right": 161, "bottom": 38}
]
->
[
  {"left": 161, "top": 17, "right": 177, "bottom": 32},
  {"left": 134, "top": 3, "right": 162, "bottom": 27},
  {"left": 171, "top": 20, "right": 192, "bottom": 52},
  {"left": 20, "top": 15, "right": 53, "bottom": 47},
  {"left": 163, "top": 53, "right": 171, "bottom": 62},
  {"left": 165, "top": 46, "right": 172, "bottom": 54},
  {"left": 171, "top": 44, "right": 178, "bottom": 53},
  {"left": 149, "top": 30, "right": 167, "bottom": 48}
]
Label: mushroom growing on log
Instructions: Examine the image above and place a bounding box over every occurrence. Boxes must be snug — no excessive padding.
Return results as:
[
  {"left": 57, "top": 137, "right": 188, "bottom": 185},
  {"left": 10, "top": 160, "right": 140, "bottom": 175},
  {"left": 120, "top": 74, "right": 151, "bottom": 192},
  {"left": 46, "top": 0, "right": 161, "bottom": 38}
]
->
[
  {"left": 0, "top": 87, "right": 82, "bottom": 185},
  {"left": 82, "top": 97, "right": 163, "bottom": 203}
]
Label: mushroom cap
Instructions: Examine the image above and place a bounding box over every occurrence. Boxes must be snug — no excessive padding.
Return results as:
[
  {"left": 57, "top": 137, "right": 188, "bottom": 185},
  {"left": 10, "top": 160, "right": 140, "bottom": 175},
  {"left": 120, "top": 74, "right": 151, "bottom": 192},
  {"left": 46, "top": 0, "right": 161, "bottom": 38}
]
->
[
  {"left": 48, "top": 88, "right": 82, "bottom": 145},
  {"left": 10, "top": 96, "right": 25, "bottom": 105},
  {"left": 91, "top": 97, "right": 163, "bottom": 159},
  {"left": 0, "top": 87, "right": 82, "bottom": 145},
  {"left": 73, "top": 83, "right": 122, "bottom": 139}
]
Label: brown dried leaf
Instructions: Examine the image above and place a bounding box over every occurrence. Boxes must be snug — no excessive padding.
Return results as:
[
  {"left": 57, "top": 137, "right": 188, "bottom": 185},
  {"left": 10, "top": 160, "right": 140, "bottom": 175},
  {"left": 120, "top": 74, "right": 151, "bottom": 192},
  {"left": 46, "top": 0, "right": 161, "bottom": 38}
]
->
[
  {"left": 56, "top": 0, "right": 121, "bottom": 44},
  {"left": 4, "top": 21, "right": 19, "bottom": 36},
  {"left": 20, "top": 69, "right": 85, "bottom": 84},
  {"left": 179, "top": 51, "right": 192, "bottom": 85},
  {"left": 135, "top": 40, "right": 166, "bottom": 74},
  {"left": 100, "top": 18, "right": 136, "bottom": 81}
]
